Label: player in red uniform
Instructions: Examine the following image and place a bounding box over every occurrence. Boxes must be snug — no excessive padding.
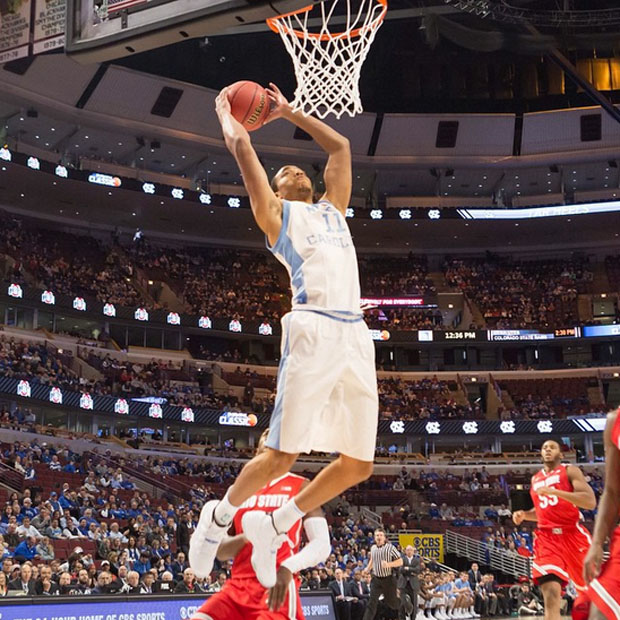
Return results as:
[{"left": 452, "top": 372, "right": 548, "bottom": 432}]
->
[
  {"left": 513, "top": 439, "right": 596, "bottom": 620},
  {"left": 583, "top": 408, "right": 620, "bottom": 620},
  {"left": 189, "top": 431, "right": 331, "bottom": 620}
]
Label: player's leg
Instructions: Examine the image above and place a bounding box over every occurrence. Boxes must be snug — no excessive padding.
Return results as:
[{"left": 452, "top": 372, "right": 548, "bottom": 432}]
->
[
  {"left": 286, "top": 453, "right": 374, "bottom": 514},
  {"left": 191, "top": 587, "right": 245, "bottom": 620},
  {"left": 243, "top": 316, "right": 375, "bottom": 587},
  {"left": 588, "top": 605, "right": 607, "bottom": 620},
  {"left": 363, "top": 577, "right": 384, "bottom": 620},
  {"left": 274, "top": 316, "right": 377, "bottom": 516},
  {"left": 191, "top": 313, "right": 333, "bottom": 579},
  {"left": 539, "top": 577, "right": 563, "bottom": 620},
  {"left": 565, "top": 526, "right": 592, "bottom": 594},
  {"left": 189, "top": 447, "right": 298, "bottom": 577},
  {"left": 384, "top": 576, "right": 402, "bottom": 610},
  {"left": 282, "top": 316, "right": 377, "bottom": 515},
  {"left": 226, "top": 448, "right": 299, "bottom": 507}
]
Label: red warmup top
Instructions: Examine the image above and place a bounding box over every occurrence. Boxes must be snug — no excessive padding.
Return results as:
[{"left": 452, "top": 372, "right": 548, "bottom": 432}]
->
[
  {"left": 611, "top": 407, "right": 620, "bottom": 451},
  {"left": 231, "top": 473, "right": 306, "bottom": 580},
  {"left": 530, "top": 463, "right": 581, "bottom": 529}
]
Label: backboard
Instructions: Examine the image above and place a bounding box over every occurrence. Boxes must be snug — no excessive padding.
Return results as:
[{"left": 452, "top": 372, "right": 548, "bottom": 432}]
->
[{"left": 65, "top": 0, "right": 317, "bottom": 64}]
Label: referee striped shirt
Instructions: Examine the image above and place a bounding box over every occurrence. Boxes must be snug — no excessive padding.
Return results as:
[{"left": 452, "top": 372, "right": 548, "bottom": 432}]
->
[{"left": 370, "top": 542, "right": 400, "bottom": 577}]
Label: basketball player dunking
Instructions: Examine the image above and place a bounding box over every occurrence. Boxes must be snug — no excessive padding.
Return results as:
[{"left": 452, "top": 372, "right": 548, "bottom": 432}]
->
[
  {"left": 190, "top": 84, "right": 378, "bottom": 590},
  {"left": 191, "top": 431, "right": 331, "bottom": 620},
  {"left": 582, "top": 407, "right": 620, "bottom": 620},
  {"left": 512, "top": 439, "right": 596, "bottom": 620}
]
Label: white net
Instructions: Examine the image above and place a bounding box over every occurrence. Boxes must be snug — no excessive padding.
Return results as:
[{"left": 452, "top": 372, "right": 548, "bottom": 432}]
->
[{"left": 268, "top": 0, "right": 387, "bottom": 119}]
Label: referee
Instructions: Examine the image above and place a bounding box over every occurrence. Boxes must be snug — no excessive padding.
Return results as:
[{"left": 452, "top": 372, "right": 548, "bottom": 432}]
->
[{"left": 363, "top": 528, "right": 403, "bottom": 620}]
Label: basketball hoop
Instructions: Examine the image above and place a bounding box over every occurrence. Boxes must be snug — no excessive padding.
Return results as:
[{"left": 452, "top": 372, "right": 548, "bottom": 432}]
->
[{"left": 267, "top": 0, "right": 387, "bottom": 119}]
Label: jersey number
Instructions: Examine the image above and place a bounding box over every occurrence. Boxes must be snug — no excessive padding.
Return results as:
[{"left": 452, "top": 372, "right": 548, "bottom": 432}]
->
[
  {"left": 322, "top": 213, "right": 346, "bottom": 234},
  {"left": 538, "top": 494, "right": 559, "bottom": 509}
]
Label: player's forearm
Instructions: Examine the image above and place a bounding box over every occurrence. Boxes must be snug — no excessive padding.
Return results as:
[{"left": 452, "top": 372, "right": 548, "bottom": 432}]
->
[
  {"left": 591, "top": 488, "right": 620, "bottom": 546},
  {"left": 552, "top": 489, "right": 597, "bottom": 510},
  {"left": 281, "top": 517, "right": 331, "bottom": 574},
  {"left": 281, "top": 108, "right": 349, "bottom": 154},
  {"left": 216, "top": 534, "right": 247, "bottom": 561},
  {"left": 218, "top": 109, "right": 252, "bottom": 155}
]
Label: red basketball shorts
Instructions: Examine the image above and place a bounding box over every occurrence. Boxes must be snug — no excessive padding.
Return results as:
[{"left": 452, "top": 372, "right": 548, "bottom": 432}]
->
[
  {"left": 585, "top": 527, "right": 620, "bottom": 620},
  {"left": 191, "top": 577, "right": 304, "bottom": 620},
  {"left": 532, "top": 525, "right": 592, "bottom": 591}
]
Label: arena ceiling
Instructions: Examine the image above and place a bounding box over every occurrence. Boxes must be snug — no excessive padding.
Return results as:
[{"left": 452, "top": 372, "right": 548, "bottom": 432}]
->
[{"left": 112, "top": 0, "right": 620, "bottom": 114}]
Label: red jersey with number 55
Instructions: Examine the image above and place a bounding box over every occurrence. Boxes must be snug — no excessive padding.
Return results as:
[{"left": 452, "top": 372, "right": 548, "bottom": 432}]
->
[
  {"left": 231, "top": 473, "right": 306, "bottom": 580},
  {"left": 530, "top": 464, "right": 581, "bottom": 529}
]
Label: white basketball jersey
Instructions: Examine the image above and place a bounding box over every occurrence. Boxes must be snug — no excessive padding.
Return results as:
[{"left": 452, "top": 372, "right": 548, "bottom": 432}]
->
[{"left": 268, "top": 199, "right": 362, "bottom": 315}]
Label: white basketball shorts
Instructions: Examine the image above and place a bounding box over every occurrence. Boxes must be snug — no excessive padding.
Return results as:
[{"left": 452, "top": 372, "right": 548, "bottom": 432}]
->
[{"left": 265, "top": 308, "right": 378, "bottom": 462}]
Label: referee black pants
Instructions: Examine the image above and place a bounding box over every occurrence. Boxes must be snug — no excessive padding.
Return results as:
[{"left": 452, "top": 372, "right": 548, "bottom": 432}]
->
[{"left": 362, "top": 575, "right": 400, "bottom": 620}]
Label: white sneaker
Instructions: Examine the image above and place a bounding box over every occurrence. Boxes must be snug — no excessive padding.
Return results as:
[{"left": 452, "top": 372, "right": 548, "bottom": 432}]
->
[
  {"left": 188, "top": 500, "right": 229, "bottom": 579},
  {"left": 462, "top": 612, "right": 473, "bottom": 619},
  {"left": 242, "top": 510, "right": 288, "bottom": 588},
  {"left": 417, "top": 612, "right": 427, "bottom": 620}
]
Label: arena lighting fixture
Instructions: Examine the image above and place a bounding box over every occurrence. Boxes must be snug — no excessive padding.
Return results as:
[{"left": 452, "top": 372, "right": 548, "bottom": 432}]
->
[
  {"left": 26, "top": 157, "right": 40, "bottom": 170},
  {"left": 458, "top": 200, "right": 620, "bottom": 220}
]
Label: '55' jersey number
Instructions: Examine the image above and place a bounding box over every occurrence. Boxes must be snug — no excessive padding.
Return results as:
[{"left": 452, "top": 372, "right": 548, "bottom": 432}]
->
[{"left": 538, "top": 494, "right": 559, "bottom": 509}]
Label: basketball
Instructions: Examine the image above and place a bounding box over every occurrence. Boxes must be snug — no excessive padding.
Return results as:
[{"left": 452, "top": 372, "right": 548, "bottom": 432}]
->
[{"left": 227, "top": 81, "right": 270, "bottom": 132}]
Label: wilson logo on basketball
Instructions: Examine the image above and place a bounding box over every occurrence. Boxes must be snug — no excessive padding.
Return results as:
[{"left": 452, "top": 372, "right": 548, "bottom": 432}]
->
[{"left": 247, "top": 93, "right": 266, "bottom": 126}]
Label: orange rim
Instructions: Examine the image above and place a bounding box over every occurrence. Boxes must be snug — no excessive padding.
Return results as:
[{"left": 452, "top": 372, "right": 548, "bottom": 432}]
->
[{"left": 266, "top": 0, "right": 387, "bottom": 41}]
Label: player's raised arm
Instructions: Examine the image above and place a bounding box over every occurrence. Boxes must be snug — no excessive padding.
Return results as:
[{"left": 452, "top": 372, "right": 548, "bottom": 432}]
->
[
  {"left": 215, "top": 88, "right": 282, "bottom": 245},
  {"left": 584, "top": 410, "right": 620, "bottom": 582},
  {"left": 537, "top": 465, "right": 597, "bottom": 510},
  {"left": 265, "top": 83, "right": 351, "bottom": 215},
  {"left": 267, "top": 504, "right": 331, "bottom": 611}
]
